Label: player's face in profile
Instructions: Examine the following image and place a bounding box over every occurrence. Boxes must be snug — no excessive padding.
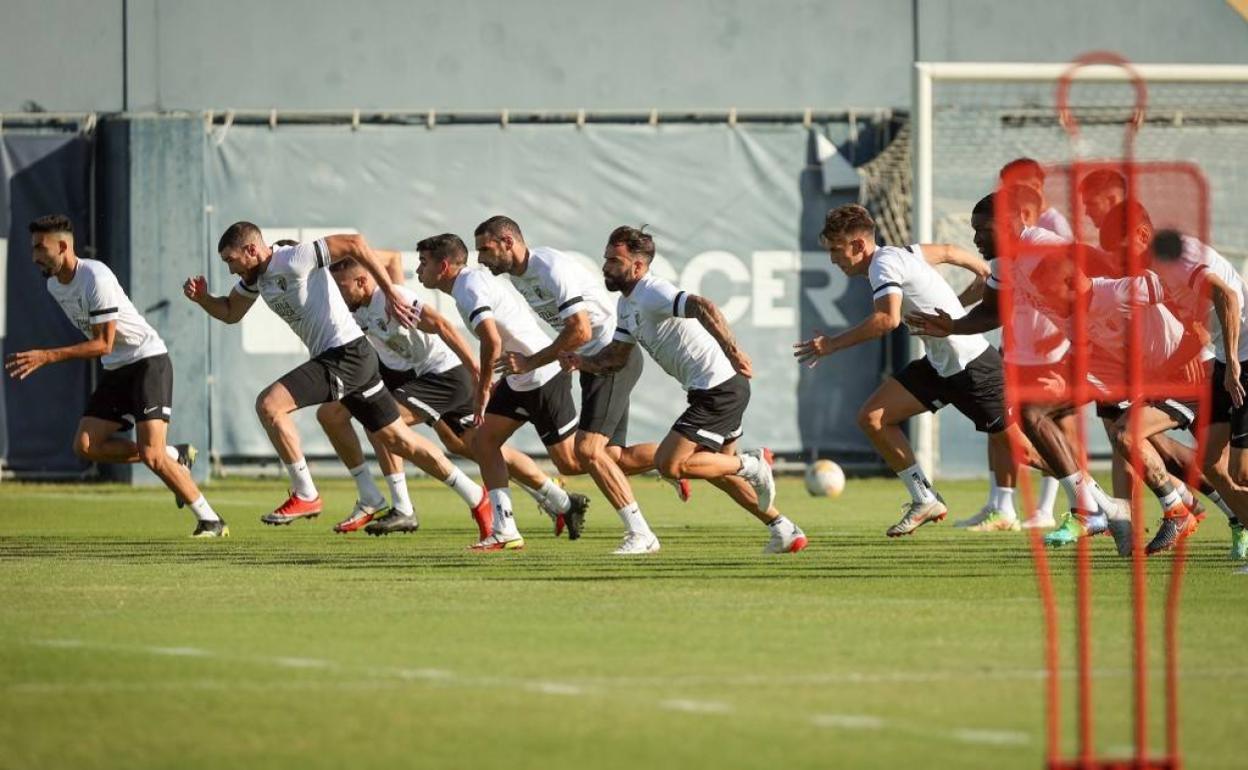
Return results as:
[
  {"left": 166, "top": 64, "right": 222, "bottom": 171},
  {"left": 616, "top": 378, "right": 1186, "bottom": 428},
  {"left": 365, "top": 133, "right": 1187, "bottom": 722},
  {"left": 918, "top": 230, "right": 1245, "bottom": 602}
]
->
[
  {"left": 824, "top": 236, "right": 866, "bottom": 276},
  {"left": 219, "top": 242, "right": 260, "bottom": 276},
  {"left": 601, "top": 245, "right": 635, "bottom": 292},
  {"left": 30, "top": 233, "right": 65, "bottom": 277},
  {"left": 1083, "top": 189, "right": 1121, "bottom": 228},
  {"left": 971, "top": 213, "right": 995, "bottom": 260},
  {"left": 474, "top": 234, "right": 511, "bottom": 275},
  {"left": 415, "top": 251, "right": 440, "bottom": 288},
  {"left": 332, "top": 270, "right": 368, "bottom": 310}
]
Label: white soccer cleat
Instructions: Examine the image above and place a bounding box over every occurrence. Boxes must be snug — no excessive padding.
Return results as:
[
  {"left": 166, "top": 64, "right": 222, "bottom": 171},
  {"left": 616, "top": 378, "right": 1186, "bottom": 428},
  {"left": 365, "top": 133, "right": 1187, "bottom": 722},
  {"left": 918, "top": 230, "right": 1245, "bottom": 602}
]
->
[
  {"left": 613, "top": 531, "right": 661, "bottom": 555},
  {"left": 468, "top": 532, "right": 526, "bottom": 552},
  {"left": 742, "top": 448, "right": 776, "bottom": 513},
  {"left": 954, "top": 504, "right": 994, "bottom": 529},
  {"left": 1022, "top": 510, "right": 1057, "bottom": 529},
  {"left": 967, "top": 510, "right": 1021, "bottom": 532},
  {"left": 763, "top": 524, "right": 808, "bottom": 554}
]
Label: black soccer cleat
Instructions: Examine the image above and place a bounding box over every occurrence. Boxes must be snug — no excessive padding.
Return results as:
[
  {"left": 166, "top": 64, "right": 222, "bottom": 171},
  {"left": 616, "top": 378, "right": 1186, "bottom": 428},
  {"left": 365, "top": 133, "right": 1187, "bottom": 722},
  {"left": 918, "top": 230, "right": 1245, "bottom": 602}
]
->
[
  {"left": 174, "top": 444, "right": 198, "bottom": 509},
  {"left": 191, "top": 518, "right": 229, "bottom": 538},
  {"left": 364, "top": 510, "right": 420, "bottom": 536},
  {"left": 564, "top": 493, "right": 590, "bottom": 541}
]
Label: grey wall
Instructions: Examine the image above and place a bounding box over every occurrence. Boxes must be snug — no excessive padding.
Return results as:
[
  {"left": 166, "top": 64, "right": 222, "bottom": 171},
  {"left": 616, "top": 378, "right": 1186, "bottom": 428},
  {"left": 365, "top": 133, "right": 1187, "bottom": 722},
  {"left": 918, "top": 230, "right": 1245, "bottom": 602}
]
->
[{"left": 0, "top": 0, "right": 123, "bottom": 112}]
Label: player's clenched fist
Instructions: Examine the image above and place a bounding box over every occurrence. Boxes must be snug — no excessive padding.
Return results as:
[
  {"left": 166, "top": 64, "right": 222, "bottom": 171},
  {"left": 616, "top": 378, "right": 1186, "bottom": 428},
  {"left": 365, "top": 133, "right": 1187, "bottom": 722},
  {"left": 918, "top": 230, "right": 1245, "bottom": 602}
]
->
[{"left": 183, "top": 275, "right": 209, "bottom": 303}]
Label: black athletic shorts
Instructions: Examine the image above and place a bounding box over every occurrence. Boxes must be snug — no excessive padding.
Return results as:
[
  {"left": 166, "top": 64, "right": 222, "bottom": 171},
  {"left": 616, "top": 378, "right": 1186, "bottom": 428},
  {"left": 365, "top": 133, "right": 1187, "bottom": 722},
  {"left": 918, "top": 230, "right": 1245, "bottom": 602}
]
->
[
  {"left": 894, "top": 347, "right": 1007, "bottom": 433},
  {"left": 278, "top": 337, "right": 399, "bottom": 433},
  {"left": 486, "top": 369, "right": 578, "bottom": 446},
  {"left": 673, "top": 373, "right": 750, "bottom": 451},
  {"left": 1099, "top": 398, "right": 1198, "bottom": 431},
  {"left": 382, "top": 363, "right": 475, "bottom": 437},
  {"left": 1211, "top": 360, "right": 1248, "bottom": 447},
  {"left": 579, "top": 344, "right": 643, "bottom": 446},
  {"left": 84, "top": 354, "right": 173, "bottom": 430}
]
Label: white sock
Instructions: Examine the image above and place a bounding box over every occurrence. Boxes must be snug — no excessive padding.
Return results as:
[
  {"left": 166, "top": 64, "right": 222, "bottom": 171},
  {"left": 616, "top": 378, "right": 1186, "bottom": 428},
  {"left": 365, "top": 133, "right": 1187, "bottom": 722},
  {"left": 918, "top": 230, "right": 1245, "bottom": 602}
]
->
[
  {"left": 982, "top": 482, "right": 997, "bottom": 509},
  {"left": 488, "top": 488, "right": 520, "bottom": 537},
  {"left": 1157, "top": 485, "right": 1182, "bottom": 511},
  {"left": 1207, "top": 490, "right": 1239, "bottom": 524},
  {"left": 737, "top": 452, "right": 762, "bottom": 479},
  {"left": 285, "top": 457, "right": 318, "bottom": 501},
  {"left": 898, "top": 463, "right": 937, "bottom": 504},
  {"left": 385, "top": 472, "right": 413, "bottom": 514},
  {"left": 538, "top": 479, "right": 571, "bottom": 514},
  {"left": 1037, "top": 476, "right": 1060, "bottom": 515},
  {"left": 188, "top": 495, "right": 220, "bottom": 522},
  {"left": 767, "top": 514, "right": 795, "bottom": 533},
  {"left": 1175, "top": 481, "right": 1195, "bottom": 509},
  {"left": 1086, "top": 477, "right": 1116, "bottom": 514},
  {"left": 164, "top": 445, "right": 179, "bottom": 461},
  {"left": 616, "top": 502, "right": 652, "bottom": 535},
  {"left": 993, "top": 486, "right": 1017, "bottom": 518},
  {"left": 349, "top": 463, "right": 386, "bottom": 507},
  {"left": 443, "top": 466, "right": 484, "bottom": 507},
  {"left": 1058, "top": 472, "right": 1097, "bottom": 513}
]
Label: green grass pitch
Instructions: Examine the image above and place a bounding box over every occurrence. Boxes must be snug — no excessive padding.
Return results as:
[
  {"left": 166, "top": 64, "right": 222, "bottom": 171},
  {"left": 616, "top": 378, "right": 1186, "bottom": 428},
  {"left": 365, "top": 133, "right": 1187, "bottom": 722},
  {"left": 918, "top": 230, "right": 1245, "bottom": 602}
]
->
[{"left": 1, "top": 475, "right": 1244, "bottom": 769}]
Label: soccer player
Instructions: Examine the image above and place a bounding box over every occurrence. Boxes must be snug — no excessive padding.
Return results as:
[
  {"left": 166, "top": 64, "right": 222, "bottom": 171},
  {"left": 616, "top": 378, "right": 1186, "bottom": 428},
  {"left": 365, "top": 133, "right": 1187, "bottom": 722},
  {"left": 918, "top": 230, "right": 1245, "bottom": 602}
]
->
[
  {"left": 184, "top": 222, "right": 488, "bottom": 532},
  {"left": 1078, "top": 168, "right": 1127, "bottom": 230},
  {"left": 474, "top": 215, "right": 667, "bottom": 554},
  {"left": 7, "top": 215, "right": 226, "bottom": 537},
  {"left": 562, "top": 226, "right": 804, "bottom": 554},
  {"left": 796, "top": 204, "right": 1025, "bottom": 536},
  {"left": 414, "top": 233, "right": 589, "bottom": 551},
  {"left": 1000, "top": 157, "right": 1074, "bottom": 239}
]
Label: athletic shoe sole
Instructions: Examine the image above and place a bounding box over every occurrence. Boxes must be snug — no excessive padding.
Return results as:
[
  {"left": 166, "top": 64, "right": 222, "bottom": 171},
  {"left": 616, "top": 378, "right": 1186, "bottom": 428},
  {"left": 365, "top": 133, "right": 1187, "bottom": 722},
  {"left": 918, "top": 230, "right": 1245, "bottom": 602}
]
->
[
  {"left": 261, "top": 511, "right": 321, "bottom": 526},
  {"left": 468, "top": 539, "right": 526, "bottom": 551},
  {"left": 886, "top": 510, "right": 947, "bottom": 538}
]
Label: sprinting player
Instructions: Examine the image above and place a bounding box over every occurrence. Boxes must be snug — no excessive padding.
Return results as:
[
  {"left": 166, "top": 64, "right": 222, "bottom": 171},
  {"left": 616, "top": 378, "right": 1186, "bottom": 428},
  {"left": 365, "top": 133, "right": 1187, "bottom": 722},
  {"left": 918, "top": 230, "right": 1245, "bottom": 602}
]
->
[
  {"left": 1000, "top": 157, "right": 1074, "bottom": 239},
  {"left": 474, "top": 215, "right": 667, "bottom": 554},
  {"left": 414, "top": 233, "right": 589, "bottom": 551},
  {"left": 796, "top": 204, "right": 1026, "bottom": 536},
  {"left": 562, "top": 225, "right": 804, "bottom": 554},
  {"left": 1078, "top": 168, "right": 1127, "bottom": 230},
  {"left": 7, "top": 215, "right": 225, "bottom": 537},
  {"left": 184, "top": 222, "right": 488, "bottom": 532}
]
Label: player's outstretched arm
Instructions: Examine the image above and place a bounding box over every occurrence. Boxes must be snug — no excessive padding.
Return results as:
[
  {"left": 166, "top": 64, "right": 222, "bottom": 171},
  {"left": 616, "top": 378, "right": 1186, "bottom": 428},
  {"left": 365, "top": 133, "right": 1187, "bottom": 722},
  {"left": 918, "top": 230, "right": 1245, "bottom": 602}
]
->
[
  {"left": 475, "top": 318, "right": 504, "bottom": 425},
  {"left": 5, "top": 321, "right": 116, "bottom": 380},
  {"left": 502, "top": 310, "right": 591, "bottom": 376},
  {"left": 418, "top": 303, "right": 479, "bottom": 381},
  {"left": 907, "top": 285, "right": 1001, "bottom": 338},
  {"left": 323, "top": 235, "right": 417, "bottom": 328},
  {"left": 182, "top": 275, "right": 255, "bottom": 324},
  {"left": 562, "top": 340, "right": 633, "bottom": 375},
  {"left": 795, "top": 292, "right": 900, "bottom": 367},
  {"left": 918, "top": 243, "right": 991, "bottom": 279},
  {"left": 686, "top": 294, "right": 752, "bottom": 377}
]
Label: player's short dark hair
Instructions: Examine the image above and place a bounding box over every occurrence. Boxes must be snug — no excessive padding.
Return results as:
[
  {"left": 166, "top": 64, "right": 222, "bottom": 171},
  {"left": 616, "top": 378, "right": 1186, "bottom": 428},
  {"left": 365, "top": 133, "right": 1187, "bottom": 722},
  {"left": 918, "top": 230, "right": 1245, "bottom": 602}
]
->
[
  {"left": 29, "top": 214, "right": 74, "bottom": 236},
  {"left": 999, "top": 157, "right": 1044, "bottom": 181},
  {"left": 1098, "top": 200, "right": 1152, "bottom": 250},
  {"left": 820, "top": 204, "right": 875, "bottom": 245},
  {"left": 1001, "top": 184, "right": 1042, "bottom": 217},
  {"left": 606, "top": 225, "right": 656, "bottom": 263},
  {"left": 417, "top": 233, "right": 468, "bottom": 266},
  {"left": 971, "top": 194, "right": 994, "bottom": 219},
  {"left": 218, "top": 221, "right": 263, "bottom": 252},
  {"left": 1151, "top": 229, "right": 1184, "bottom": 263},
  {"left": 273, "top": 238, "right": 299, "bottom": 247},
  {"left": 1078, "top": 169, "right": 1127, "bottom": 197},
  {"left": 327, "top": 256, "right": 360, "bottom": 274},
  {"left": 474, "top": 215, "right": 524, "bottom": 242}
]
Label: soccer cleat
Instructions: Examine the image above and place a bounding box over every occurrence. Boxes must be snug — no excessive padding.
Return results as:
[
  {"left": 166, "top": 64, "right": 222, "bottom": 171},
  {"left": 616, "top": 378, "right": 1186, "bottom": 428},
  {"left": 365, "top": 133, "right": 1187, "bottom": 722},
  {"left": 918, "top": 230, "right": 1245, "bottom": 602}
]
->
[
  {"left": 173, "top": 444, "right": 198, "bottom": 509},
  {"left": 613, "top": 530, "right": 661, "bottom": 555},
  {"left": 667, "top": 477, "right": 693, "bottom": 503},
  {"left": 1043, "top": 511, "right": 1109, "bottom": 548},
  {"left": 364, "top": 510, "right": 420, "bottom": 536},
  {"left": 967, "top": 510, "right": 1021, "bottom": 532},
  {"left": 742, "top": 448, "right": 776, "bottom": 514},
  {"left": 470, "top": 494, "right": 493, "bottom": 541},
  {"left": 1022, "top": 510, "right": 1057, "bottom": 529},
  {"left": 468, "top": 532, "right": 525, "bottom": 551},
  {"left": 886, "top": 498, "right": 947, "bottom": 538},
  {"left": 764, "top": 523, "right": 808, "bottom": 554},
  {"left": 1230, "top": 522, "right": 1248, "bottom": 561},
  {"left": 261, "top": 492, "right": 323, "bottom": 525},
  {"left": 333, "top": 500, "right": 387, "bottom": 533},
  {"left": 562, "top": 493, "right": 590, "bottom": 541},
  {"left": 1145, "top": 511, "right": 1198, "bottom": 555},
  {"left": 954, "top": 504, "right": 994, "bottom": 529},
  {"left": 190, "top": 519, "right": 229, "bottom": 538},
  {"left": 1107, "top": 515, "right": 1134, "bottom": 557},
  {"left": 1190, "top": 499, "right": 1207, "bottom": 523}
]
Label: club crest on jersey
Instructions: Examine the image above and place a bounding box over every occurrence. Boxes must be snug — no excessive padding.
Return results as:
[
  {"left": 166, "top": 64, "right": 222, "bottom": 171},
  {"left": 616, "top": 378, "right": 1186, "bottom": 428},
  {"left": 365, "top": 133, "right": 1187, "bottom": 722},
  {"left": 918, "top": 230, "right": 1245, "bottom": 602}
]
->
[{"left": 276, "top": 276, "right": 288, "bottom": 292}]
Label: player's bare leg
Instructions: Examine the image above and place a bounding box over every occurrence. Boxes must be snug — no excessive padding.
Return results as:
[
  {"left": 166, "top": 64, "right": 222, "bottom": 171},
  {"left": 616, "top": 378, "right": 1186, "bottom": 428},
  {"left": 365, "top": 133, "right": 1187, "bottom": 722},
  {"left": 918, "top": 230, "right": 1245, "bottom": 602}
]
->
[
  {"left": 73, "top": 417, "right": 142, "bottom": 464},
  {"left": 367, "top": 418, "right": 486, "bottom": 537},
  {"left": 254, "top": 381, "right": 323, "bottom": 523},
  {"left": 967, "top": 429, "right": 1023, "bottom": 532},
  {"left": 1109, "top": 406, "right": 1199, "bottom": 554},
  {"left": 316, "top": 402, "right": 390, "bottom": 532},
  {"left": 655, "top": 430, "right": 774, "bottom": 513},
  {"left": 468, "top": 414, "right": 531, "bottom": 548},
  {"left": 577, "top": 431, "right": 658, "bottom": 554},
  {"left": 136, "top": 419, "right": 226, "bottom": 537}
]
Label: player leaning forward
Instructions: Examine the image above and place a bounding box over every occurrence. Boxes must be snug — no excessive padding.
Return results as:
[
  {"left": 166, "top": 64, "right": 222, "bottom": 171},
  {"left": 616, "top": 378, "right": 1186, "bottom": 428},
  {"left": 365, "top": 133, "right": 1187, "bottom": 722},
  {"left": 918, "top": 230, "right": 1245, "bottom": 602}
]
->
[
  {"left": 561, "top": 226, "right": 806, "bottom": 554},
  {"left": 6, "top": 215, "right": 225, "bottom": 536},
  {"left": 184, "top": 223, "right": 487, "bottom": 526}
]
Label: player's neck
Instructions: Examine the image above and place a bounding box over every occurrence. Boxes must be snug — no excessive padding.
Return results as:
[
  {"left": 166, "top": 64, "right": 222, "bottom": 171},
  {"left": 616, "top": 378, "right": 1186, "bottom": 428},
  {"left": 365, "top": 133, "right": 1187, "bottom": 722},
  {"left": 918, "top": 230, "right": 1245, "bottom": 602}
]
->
[
  {"left": 54, "top": 252, "right": 79, "bottom": 285},
  {"left": 512, "top": 247, "right": 531, "bottom": 276}
]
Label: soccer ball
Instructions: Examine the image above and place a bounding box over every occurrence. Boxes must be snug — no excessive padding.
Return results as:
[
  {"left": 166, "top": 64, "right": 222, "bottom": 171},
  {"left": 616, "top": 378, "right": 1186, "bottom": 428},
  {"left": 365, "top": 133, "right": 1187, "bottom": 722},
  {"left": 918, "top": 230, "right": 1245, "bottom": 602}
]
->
[{"left": 804, "top": 459, "right": 845, "bottom": 498}]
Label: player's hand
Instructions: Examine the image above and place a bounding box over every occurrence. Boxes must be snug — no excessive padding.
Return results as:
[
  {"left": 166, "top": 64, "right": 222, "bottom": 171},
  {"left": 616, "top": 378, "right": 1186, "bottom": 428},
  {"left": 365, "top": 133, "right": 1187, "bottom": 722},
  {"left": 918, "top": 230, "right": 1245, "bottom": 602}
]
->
[
  {"left": 385, "top": 288, "right": 418, "bottom": 329},
  {"left": 182, "top": 275, "right": 209, "bottom": 304},
  {"left": 793, "top": 335, "right": 832, "bottom": 367},
  {"left": 472, "top": 385, "right": 490, "bottom": 427},
  {"left": 1181, "top": 356, "right": 1207, "bottom": 385},
  {"left": 726, "top": 347, "right": 753, "bottom": 378},
  {"left": 1225, "top": 359, "right": 1245, "bottom": 409},
  {"left": 495, "top": 351, "right": 533, "bottom": 376},
  {"left": 905, "top": 308, "right": 954, "bottom": 338},
  {"left": 1038, "top": 371, "right": 1067, "bottom": 397},
  {"left": 5, "top": 349, "right": 51, "bottom": 380},
  {"left": 558, "top": 351, "right": 583, "bottom": 372}
]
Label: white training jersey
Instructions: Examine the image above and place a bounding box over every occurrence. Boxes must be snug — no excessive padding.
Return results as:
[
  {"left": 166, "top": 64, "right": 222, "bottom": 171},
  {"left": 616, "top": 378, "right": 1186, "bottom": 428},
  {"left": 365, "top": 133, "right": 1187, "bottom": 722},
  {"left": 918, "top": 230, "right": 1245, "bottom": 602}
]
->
[
  {"left": 1051, "top": 273, "right": 1185, "bottom": 367},
  {"left": 509, "top": 247, "right": 616, "bottom": 355},
  {"left": 46, "top": 258, "right": 167, "bottom": 370},
  {"left": 1151, "top": 235, "right": 1248, "bottom": 364},
  {"left": 1038, "top": 207, "right": 1074, "bottom": 240},
  {"left": 613, "top": 274, "right": 736, "bottom": 392},
  {"left": 987, "top": 226, "right": 1072, "bottom": 365},
  {"left": 451, "top": 266, "right": 560, "bottom": 391},
  {"left": 354, "top": 285, "right": 460, "bottom": 377},
  {"left": 236, "top": 239, "right": 362, "bottom": 357},
  {"left": 872, "top": 244, "right": 990, "bottom": 377}
]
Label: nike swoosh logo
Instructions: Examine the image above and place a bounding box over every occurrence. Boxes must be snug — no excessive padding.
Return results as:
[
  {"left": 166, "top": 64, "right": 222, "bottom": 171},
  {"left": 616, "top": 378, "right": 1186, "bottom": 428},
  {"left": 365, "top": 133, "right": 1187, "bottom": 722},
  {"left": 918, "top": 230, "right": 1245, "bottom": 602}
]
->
[
  {"left": 1233, "top": 433, "right": 1248, "bottom": 441},
  {"left": 144, "top": 406, "right": 160, "bottom": 414}
]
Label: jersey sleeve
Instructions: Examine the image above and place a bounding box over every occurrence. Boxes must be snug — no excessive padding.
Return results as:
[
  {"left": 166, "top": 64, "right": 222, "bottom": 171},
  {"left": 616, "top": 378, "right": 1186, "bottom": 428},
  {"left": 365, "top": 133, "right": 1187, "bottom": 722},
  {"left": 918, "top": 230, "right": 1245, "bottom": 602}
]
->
[
  {"left": 394, "top": 284, "right": 425, "bottom": 322},
  {"left": 277, "top": 239, "right": 331, "bottom": 278},
  {"left": 634, "top": 277, "right": 691, "bottom": 320},
  {"left": 84, "top": 268, "right": 123, "bottom": 326},
  {"left": 540, "top": 254, "right": 592, "bottom": 321},
  {"left": 457, "top": 273, "right": 495, "bottom": 330},
  {"left": 868, "top": 248, "right": 906, "bottom": 301},
  {"left": 613, "top": 296, "right": 636, "bottom": 343}
]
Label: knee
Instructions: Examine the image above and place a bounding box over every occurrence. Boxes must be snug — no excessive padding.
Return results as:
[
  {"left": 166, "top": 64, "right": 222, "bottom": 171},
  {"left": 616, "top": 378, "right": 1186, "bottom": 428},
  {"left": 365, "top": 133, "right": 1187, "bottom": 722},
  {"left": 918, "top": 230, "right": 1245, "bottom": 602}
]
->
[
  {"left": 72, "top": 432, "right": 93, "bottom": 461},
  {"left": 856, "top": 404, "right": 885, "bottom": 434},
  {"left": 574, "top": 437, "right": 602, "bottom": 468},
  {"left": 316, "top": 404, "right": 346, "bottom": 429},
  {"left": 138, "top": 445, "right": 165, "bottom": 471},
  {"left": 1020, "top": 406, "right": 1045, "bottom": 436},
  {"left": 654, "top": 450, "right": 683, "bottom": 480},
  {"left": 255, "top": 392, "right": 280, "bottom": 425},
  {"left": 551, "top": 450, "right": 581, "bottom": 477}
]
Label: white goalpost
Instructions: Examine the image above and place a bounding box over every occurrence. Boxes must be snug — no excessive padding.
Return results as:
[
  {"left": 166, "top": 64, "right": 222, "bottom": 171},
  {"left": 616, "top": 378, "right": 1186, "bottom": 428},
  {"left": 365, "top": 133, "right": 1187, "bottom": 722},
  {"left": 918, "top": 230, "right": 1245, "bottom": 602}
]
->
[{"left": 909, "top": 61, "right": 1248, "bottom": 476}]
